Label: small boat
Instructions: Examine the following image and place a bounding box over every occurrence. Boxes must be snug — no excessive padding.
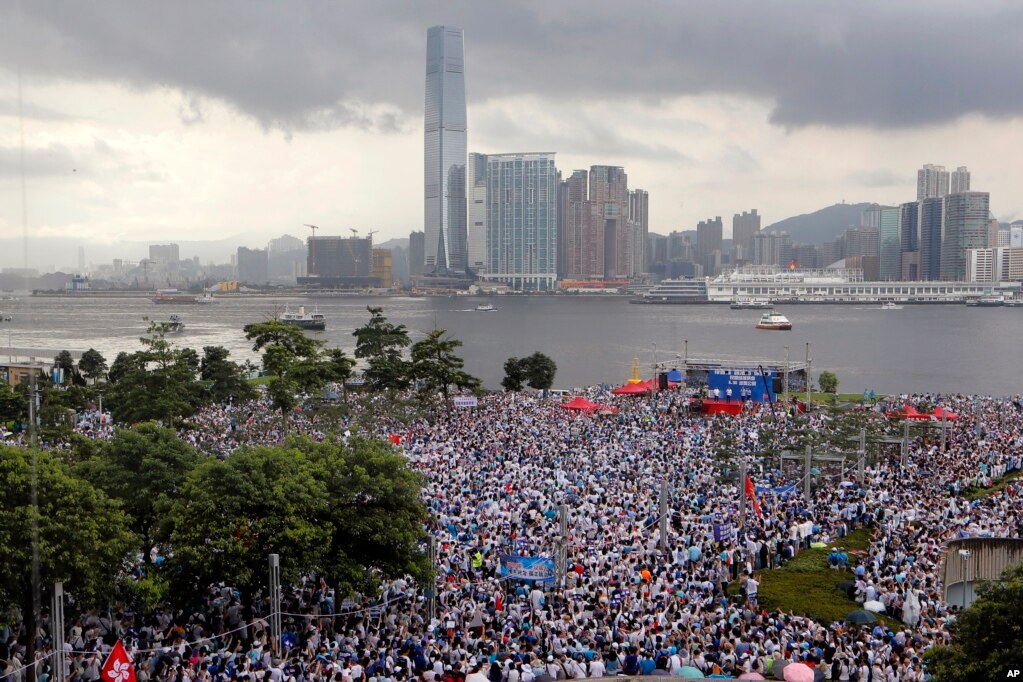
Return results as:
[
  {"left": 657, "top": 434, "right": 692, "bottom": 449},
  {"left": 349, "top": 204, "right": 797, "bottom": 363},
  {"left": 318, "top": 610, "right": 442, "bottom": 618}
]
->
[
  {"left": 0, "top": 313, "right": 11, "bottom": 322},
  {"left": 474, "top": 303, "right": 496, "bottom": 312},
  {"left": 880, "top": 302, "right": 903, "bottom": 310},
  {"left": 166, "top": 314, "right": 185, "bottom": 333},
  {"left": 280, "top": 305, "right": 326, "bottom": 330},
  {"left": 755, "top": 312, "right": 792, "bottom": 330},
  {"left": 730, "top": 297, "right": 773, "bottom": 310},
  {"left": 966, "top": 296, "right": 1004, "bottom": 307},
  {"left": 195, "top": 289, "right": 219, "bottom": 304}
]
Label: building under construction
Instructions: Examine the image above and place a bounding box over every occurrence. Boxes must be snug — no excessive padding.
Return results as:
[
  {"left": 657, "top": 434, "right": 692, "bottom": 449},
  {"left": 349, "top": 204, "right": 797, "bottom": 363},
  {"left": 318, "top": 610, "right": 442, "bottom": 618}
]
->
[{"left": 299, "top": 235, "right": 377, "bottom": 288}]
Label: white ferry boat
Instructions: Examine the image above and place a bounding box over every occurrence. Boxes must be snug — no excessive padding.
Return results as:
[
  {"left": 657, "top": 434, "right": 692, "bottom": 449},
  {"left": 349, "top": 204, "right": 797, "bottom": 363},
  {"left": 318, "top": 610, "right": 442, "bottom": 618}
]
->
[
  {"left": 730, "top": 297, "right": 773, "bottom": 310},
  {"left": 755, "top": 312, "right": 792, "bottom": 330},
  {"left": 633, "top": 278, "right": 710, "bottom": 304},
  {"left": 880, "top": 302, "right": 903, "bottom": 310},
  {"left": 475, "top": 303, "right": 496, "bottom": 312},
  {"left": 280, "top": 305, "right": 326, "bottom": 330}
]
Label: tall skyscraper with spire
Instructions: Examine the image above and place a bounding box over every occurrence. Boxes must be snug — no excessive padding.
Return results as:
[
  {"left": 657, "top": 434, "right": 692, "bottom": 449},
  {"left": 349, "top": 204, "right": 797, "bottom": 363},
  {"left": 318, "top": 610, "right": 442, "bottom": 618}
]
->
[{"left": 424, "top": 26, "right": 468, "bottom": 274}]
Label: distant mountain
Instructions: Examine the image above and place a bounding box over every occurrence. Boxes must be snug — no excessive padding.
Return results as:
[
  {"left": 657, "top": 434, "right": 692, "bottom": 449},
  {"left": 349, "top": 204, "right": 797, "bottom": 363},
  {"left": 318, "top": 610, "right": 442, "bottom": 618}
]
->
[
  {"left": 375, "top": 237, "right": 409, "bottom": 251},
  {"left": 763, "top": 202, "right": 878, "bottom": 244}
]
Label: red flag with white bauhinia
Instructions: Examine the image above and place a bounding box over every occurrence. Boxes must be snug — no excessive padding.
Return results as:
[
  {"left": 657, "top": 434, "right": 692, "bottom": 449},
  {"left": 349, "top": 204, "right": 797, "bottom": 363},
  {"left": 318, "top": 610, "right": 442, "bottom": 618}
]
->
[
  {"left": 744, "top": 475, "right": 762, "bottom": 519},
  {"left": 101, "top": 641, "right": 137, "bottom": 682}
]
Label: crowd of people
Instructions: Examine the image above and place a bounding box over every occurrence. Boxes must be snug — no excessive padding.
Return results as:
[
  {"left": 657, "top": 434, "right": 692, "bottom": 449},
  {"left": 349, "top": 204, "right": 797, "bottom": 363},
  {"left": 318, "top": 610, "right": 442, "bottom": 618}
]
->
[{"left": 3, "top": 383, "right": 1023, "bottom": 682}]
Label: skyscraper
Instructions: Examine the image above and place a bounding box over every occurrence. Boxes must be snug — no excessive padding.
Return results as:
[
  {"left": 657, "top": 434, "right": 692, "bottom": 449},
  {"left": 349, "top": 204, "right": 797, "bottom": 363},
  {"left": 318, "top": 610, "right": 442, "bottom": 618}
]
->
[
  {"left": 589, "top": 166, "right": 629, "bottom": 278},
  {"left": 558, "top": 170, "right": 589, "bottom": 278},
  {"left": 941, "top": 191, "right": 990, "bottom": 281},
  {"left": 899, "top": 201, "right": 920, "bottom": 280},
  {"left": 408, "top": 231, "right": 425, "bottom": 278},
  {"left": 628, "top": 189, "right": 649, "bottom": 274},
  {"left": 696, "top": 217, "right": 723, "bottom": 275},
  {"left": 424, "top": 26, "right": 468, "bottom": 274},
  {"left": 237, "top": 246, "right": 269, "bottom": 285},
  {"left": 918, "top": 198, "right": 943, "bottom": 280},
  {"left": 731, "top": 209, "right": 761, "bottom": 263},
  {"left": 917, "top": 164, "right": 949, "bottom": 201},
  {"left": 950, "top": 166, "right": 971, "bottom": 194},
  {"left": 484, "top": 153, "right": 558, "bottom": 290},
  {"left": 864, "top": 206, "right": 901, "bottom": 280},
  {"left": 467, "top": 153, "right": 488, "bottom": 273}
]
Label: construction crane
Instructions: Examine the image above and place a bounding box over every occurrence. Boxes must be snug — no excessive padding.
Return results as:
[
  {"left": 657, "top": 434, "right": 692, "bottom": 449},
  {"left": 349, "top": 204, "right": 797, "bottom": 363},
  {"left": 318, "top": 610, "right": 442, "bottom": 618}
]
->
[
  {"left": 304, "top": 224, "right": 319, "bottom": 275},
  {"left": 366, "top": 229, "right": 378, "bottom": 243},
  {"left": 349, "top": 228, "right": 359, "bottom": 238}
]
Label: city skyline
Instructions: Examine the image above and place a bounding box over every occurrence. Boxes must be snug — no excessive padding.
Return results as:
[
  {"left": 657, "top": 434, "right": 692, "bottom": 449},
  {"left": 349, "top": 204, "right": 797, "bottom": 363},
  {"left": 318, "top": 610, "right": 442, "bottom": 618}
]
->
[{"left": 2, "top": 3, "right": 1023, "bottom": 270}]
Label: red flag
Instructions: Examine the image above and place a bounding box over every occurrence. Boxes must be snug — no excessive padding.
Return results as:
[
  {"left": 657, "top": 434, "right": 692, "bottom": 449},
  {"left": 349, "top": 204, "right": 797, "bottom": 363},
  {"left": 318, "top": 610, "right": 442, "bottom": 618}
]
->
[
  {"left": 101, "top": 641, "right": 137, "bottom": 682},
  {"left": 744, "top": 476, "right": 762, "bottom": 519},
  {"left": 388, "top": 434, "right": 401, "bottom": 445}
]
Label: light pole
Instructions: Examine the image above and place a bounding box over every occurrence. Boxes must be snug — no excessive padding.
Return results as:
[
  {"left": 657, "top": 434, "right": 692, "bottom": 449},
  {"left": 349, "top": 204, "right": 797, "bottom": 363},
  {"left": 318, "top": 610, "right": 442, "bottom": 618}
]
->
[{"left": 783, "top": 346, "right": 790, "bottom": 404}]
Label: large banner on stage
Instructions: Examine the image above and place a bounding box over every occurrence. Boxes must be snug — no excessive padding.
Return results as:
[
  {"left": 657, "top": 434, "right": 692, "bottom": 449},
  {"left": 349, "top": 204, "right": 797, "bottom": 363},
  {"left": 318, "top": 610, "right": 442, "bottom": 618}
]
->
[
  {"left": 499, "top": 555, "right": 556, "bottom": 583},
  {"left": 707, "top": 369, "right": 777, "bottom": 403}
]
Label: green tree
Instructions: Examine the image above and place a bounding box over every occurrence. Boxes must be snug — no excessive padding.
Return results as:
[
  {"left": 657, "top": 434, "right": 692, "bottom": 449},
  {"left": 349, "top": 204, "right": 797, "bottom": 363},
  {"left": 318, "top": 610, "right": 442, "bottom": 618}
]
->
[
  {"left": 76, "top": 423, "right": 201, "bottom": 562},
  {"left": 0, "top": 446, "right": 135, "bottom": 670},
  {"left": 818, "top": 370, "right": 839, "bottom": 394},
  {"left": 924, "top": 563, "right": 1023, "bottom": 682},
  {"left": 169, "top": 445, "right": 330, "bottom": 596},
  {"left": 352, "top": 306, "right": 411, "bottom": 393},
  {"left": 502, "top": 357, "right": 526, "bottom": 391},
  {"left": 322, "top": 348, "right": 357, "bottom": 402},
  {"left": 522, "top": 352, "right": 558, "bottom": 391},
  {"left": 200, "top": 345, "right": 256, "bottom": 405},
  {"left": 53, "top": 350, "right": 76, "bottom": 385},
  {"left": 78, "top": 348, "right": 108, "bottom": 384},
  {"left": 0, "top": 381, "right": 25, "bottom": 423},
  {"left": 105, "top": 323, "right": 205, "bottom": 424},
  {"left": 243, "top": 321, "right": 325, "bottom": 436},
  {"left": 410, "top": 329, "right": 480, "bottom": 412},
  {"left": 293, "top": 436, "right": 432, "bottom": 594}
]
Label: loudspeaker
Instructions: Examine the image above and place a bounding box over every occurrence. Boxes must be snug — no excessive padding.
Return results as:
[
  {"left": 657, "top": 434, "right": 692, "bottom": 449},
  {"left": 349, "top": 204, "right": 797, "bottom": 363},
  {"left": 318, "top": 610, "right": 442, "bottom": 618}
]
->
[
  {"left": 772, "top": 377, "right": 783, "bottom": 394},
  {"left": 658, "top": 373, "right": 669, "bottom": 390}
]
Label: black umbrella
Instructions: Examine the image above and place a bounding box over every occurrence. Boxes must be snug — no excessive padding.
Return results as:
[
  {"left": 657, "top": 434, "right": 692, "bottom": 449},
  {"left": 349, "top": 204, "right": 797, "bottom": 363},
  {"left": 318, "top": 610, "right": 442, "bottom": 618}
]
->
[{"left": 846, "top": 610, "right": 877, "bottom": 624}]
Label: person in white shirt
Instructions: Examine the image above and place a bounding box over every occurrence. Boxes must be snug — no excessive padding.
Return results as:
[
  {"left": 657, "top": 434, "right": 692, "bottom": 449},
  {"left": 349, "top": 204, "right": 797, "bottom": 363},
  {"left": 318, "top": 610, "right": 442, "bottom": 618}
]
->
[{"left": 587, "top": 658, "right": 605, "bottom": 678}]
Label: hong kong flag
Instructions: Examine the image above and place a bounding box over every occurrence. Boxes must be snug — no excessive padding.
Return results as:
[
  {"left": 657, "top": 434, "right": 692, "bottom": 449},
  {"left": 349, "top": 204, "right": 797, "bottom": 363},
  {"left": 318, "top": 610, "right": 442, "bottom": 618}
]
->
[{"left": 101, "top": 641, "right": 137, "bottom": 682}]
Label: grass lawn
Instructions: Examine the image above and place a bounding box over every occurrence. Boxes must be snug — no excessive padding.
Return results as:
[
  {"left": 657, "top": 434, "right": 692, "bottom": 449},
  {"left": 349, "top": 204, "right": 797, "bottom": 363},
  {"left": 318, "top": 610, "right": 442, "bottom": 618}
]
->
[
  {"left": 750, "top": 528, "right": 889, "bottom": 626},
  {"left": 809, "top": 392, "right": 886, "bottom": 405},
  {"left": 248, "top": 376, "right": 272, "bottom": 386},
  {"left": 962, "top": 469, "right": 1023, "bottom": 501}
]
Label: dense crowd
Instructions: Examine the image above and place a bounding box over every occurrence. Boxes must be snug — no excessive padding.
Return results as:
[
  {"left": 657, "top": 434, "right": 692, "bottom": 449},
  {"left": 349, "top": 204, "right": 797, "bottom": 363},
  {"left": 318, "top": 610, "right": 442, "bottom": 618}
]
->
[{"left": 3, "top": 386, "right": 1023, "bottom": 682}]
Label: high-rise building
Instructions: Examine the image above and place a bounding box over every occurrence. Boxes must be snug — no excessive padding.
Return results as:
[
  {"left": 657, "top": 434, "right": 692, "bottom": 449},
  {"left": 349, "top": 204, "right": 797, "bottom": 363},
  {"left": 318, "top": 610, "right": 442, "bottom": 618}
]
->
[
  {"left": 483, "top": 153, "right": 559, "bottom": 290},
  {"left": 844, "top": 226, "right": 880, "bottom": 260},
  {"left": 988, "top": 219, "right": 1001, "bottom": 250},
  {"left": 559, "top": 170, "right": 590, "bottom": 278},
  {"left": 371, "top": 249, "right": 393, "bottom": 287},
  {"left": 941, "top": 191, "right": 990, "bottom": 281},
  {"left": 917, "top": 164, "right": 949, "bottom": 201},
  {"left": 821, "top": 238, "right": 844, "bottom": 268},
  {"left": 307, "top": 236, "right": 371, "bottom": 279},
  {"left": 467, "top": 152, "right": 488, "bottom": 273},
  {"left": 1011, "top": 224, "right": 1023, "bottom": 248},
  {"left": 864, "top": 206, "right": 900, "bottom": 280},
  {"left": 731, "top": 209, "right": 761, "bottom": 263},
  {"left": 424, "top": 26, "right": 468, "bottom": 274},
  {"left": 965, "top": 248, "right": 997, "bottom": 283},
  {"left": 149, "top": 244, "right": 180, "bottom": 263},
  {"left": 918, "top": 198, "right": 943, "bottom": 281},
  {"left": 628, "top": 189, "right": 649, "bottom": 274},
  {"left": 237, "top": 247, "right": 269, "bottom": 285},
  {"left": 589, "top": 166, "right": 629, "bottom": 278},
  {"left": 408, "top": 231, "right": 425, "bottom": 278},
  {"left": 268, "top": 234, "right": 305, "bottom": 256},
  {"left": 899, "top": 202, "right": 920, "bottom": 253},
  {"left": 950, "top": 166, "right": 971, "bottom": 194},
  {"left": 696, "top": 217, "right": 723, "bottom": 275},
  {"left": 792, "top": 243, "right": 820, "bottom": 269},
  {"left": 752, "top": 231, "right": 791, "bottom": 266}
]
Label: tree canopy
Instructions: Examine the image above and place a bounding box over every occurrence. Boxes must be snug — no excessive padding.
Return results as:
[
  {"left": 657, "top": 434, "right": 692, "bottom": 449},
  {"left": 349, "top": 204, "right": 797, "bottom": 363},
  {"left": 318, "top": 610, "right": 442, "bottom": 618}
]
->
[
  {"left": 78, "top": 348, "right": 108, "bottom": 384},
  {"left": 410, "top": 329, "right": 480, "bottom": 411},
  {"left": 924, "top": 562, "right": 1023, "bottom": 681},
  {"left": 818, "top": 370, "right": 839, "bottom": 394},
  {"left": 352, "top": 306, "right": 411, "bottom": 393},
  {"left": 501, "top": 352, "right": 557, "bottom": 392}
]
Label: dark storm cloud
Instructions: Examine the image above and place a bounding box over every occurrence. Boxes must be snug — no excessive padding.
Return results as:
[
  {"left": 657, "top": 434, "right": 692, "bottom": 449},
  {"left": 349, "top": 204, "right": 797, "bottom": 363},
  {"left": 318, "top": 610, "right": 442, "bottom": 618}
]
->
[{"left": 2, "top": 1, "right": 1021, "bottom": 132}]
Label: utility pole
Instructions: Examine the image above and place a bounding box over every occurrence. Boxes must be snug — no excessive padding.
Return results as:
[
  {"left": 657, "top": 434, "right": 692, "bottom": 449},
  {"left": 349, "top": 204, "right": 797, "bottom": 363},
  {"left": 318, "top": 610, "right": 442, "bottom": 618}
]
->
[
  {"left": 738, "top": 461, "right": 747, "bottom": 529},
  {"left": 658, "top": 479, "right": 669, "bottom": 553},
  {"left": 683, "top": 339, "right": 688, "bottom": 367},
  {"left": 783, "top": 346, "right": 790, "bottom": 404},
  {"left": 805, "top": 342, "right": 811, "bottom": 410},
  {"left": 556, "top": 505, "right": 568, "bottom": 591},
  {"left": 940, "top": 407, "right": 948, "bottom": 453},
  {"left": 857, "top": 429, "right": 866, "bottom": 483},
  {"left": 29, "top": 369, "right": 41, "bottom": 671},
  {"left": 427, "top": 535, "right": 437, "bottom": 622},
  {"left": 268, "top": 554, "right": 281, "bottom": 655},
  {"left": 804, "top": 444, "right": 812, "bottom": 502},
  {"left": 52, "top": 583, "right": 65, "bottom": 682},
  {"left": 901, "top": 420, "right": 910, "bottom": 468}
]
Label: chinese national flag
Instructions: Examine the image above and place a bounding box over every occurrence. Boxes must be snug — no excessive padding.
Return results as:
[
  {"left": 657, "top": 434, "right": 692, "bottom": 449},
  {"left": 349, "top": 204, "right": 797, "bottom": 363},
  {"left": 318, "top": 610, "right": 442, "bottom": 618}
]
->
[
  {"left": 101, "top": 641, "right": 137, "bottom": 682},
  {"left": 744, "top": 476, "right": 763, "bottom": 519},
  {"left": 388, "top": 434, "right": 401, "bottom": 445}
]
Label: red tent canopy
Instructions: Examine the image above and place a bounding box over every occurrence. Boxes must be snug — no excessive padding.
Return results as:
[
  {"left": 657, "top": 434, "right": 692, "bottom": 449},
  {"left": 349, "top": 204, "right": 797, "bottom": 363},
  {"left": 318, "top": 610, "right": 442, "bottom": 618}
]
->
[
  {"left": 931, "top": 406, "right": 960, "bottom": 421},
  {"left": 612, "top": 380, "right": 653, "bottom": 396},
  {"left": 559, "top": 396, "right": 600, "bottom": 411},
  {"left": 886, "top": 405, "right": 930, "bottom": 420}
]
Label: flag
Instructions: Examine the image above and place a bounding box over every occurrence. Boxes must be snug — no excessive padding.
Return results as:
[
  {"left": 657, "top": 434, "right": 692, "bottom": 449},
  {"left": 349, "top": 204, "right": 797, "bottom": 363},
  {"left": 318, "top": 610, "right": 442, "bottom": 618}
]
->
[
  {"left": 744, "top": 476, "right": 762, "bottom": 519},
  {"left": 388, "top": 434, "right": 401, "bottom": 445},
  {"left": 101, "top": 641, "right": 137, "bottom": 682}
]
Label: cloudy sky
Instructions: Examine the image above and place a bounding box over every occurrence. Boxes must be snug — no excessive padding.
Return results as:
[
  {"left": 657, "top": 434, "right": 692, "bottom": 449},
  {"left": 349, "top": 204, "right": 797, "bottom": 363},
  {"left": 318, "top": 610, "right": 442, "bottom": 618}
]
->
[{"left": 2, "top": 1, "right": 1022, "bottom": 268}]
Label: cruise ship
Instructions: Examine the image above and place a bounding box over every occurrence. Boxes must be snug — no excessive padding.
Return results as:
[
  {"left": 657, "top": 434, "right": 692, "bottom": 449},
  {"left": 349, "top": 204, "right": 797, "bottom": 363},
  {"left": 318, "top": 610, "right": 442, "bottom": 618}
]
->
[{"left": 633, "top": 267, "right": 1009, "bottom": 304}]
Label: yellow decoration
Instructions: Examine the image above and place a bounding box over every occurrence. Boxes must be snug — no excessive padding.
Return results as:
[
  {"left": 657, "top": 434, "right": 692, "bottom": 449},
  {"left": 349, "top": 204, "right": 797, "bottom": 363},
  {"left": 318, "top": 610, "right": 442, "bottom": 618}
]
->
[{"left": 627, "top": 357, "right": 642, "bottom": 384}]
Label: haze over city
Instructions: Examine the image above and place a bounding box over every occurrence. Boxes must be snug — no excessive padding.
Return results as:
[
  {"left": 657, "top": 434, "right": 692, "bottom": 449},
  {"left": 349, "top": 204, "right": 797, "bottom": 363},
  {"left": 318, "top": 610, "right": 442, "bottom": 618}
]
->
[{"left": 2, "top": 1, "right": 1023, "bottom": 271}]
